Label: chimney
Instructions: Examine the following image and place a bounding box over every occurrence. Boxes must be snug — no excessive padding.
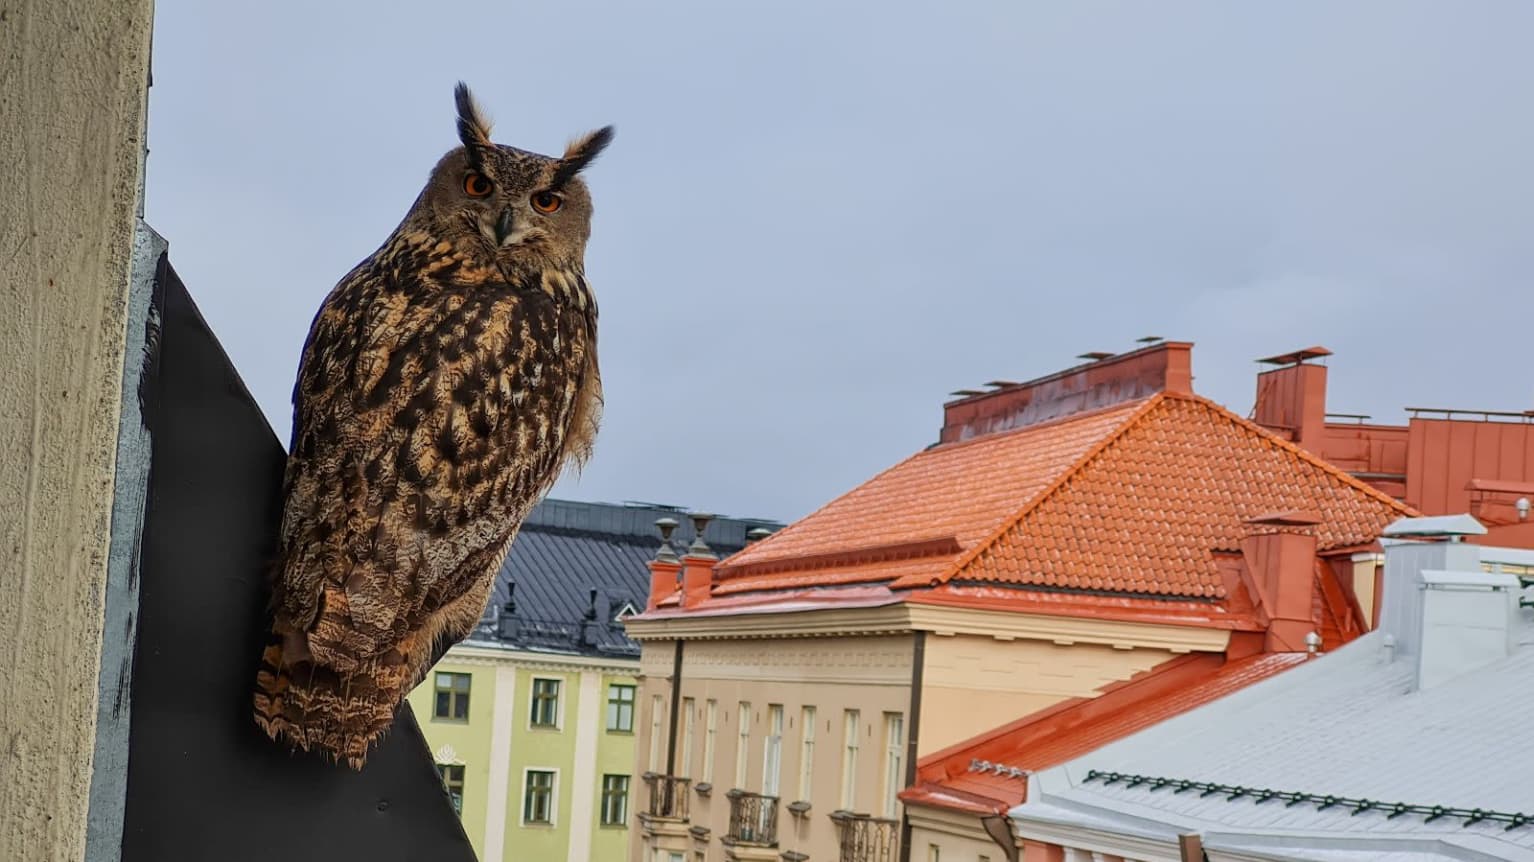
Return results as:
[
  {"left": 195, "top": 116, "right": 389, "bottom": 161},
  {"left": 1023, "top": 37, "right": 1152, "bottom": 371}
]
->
[
  {"left": 1379, "top": 515, "right": 1515, "bottom": 690},
  {"left": 645, "top": 517, "right": 683, "bottom": 611},
  {"left": 580, "top": 588, "right": 602, "bottom": 647},
  {"left": 1241, "top": 511, "right": 1322, "bottom": 652},
  {"left": 1251, "top": 347, "right": 1331, "bottom": 447},
  {"left": 939, "top": 341, "right": 1193, "bottom": 444},
  {"left": 497, "top": 582, "right": 521, "bottom": 641},
  {"left": 681, "top": 513, "right": 718, "bottom": 609}
]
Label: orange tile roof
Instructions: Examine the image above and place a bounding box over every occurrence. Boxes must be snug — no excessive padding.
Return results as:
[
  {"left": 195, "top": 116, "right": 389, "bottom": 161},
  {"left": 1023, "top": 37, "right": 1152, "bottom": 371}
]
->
[
  {"left": 902, "top": 651, "right": 1310, "bottom": 813},
  {"left": 714, "top": 392, "right": 1412, "bottom": 603},
  {"left": 916, "top": 394, "right": 1414, "bottom": 597},
  {"left": 716, "top": 400, "right": 1150, "bottom": 589}
]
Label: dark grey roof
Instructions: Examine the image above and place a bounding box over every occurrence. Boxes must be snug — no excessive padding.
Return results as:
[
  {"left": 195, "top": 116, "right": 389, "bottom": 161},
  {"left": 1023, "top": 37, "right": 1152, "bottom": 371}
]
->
[{"left": 468, "top": 498, "right": 785, "bottom": 659}]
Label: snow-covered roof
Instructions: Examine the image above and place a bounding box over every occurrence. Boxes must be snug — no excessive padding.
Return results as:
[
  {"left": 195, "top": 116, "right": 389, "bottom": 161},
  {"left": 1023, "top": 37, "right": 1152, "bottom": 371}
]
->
[{"left": 1012, "top": 538, "right": 1534, "bottom": 862}]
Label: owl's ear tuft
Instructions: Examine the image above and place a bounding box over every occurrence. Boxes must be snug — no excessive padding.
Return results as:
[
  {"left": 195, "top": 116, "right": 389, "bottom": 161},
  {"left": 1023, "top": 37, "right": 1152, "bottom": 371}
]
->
[
  {"left": 547, "top": 126, "right": 615, "bottom": 192},
  {"left": 453, "top": 81, "right": 494, "bottom": 156}
]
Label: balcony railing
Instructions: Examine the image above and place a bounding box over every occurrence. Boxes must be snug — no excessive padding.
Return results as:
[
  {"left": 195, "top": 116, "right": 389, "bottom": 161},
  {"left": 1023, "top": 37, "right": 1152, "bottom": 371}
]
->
[
  {"left": 641, "top": 773, "right": 690, "bottom": 821},
  {"left": 724, "top": 789, "right": 780, "bottom": 847},
  {"left": 829, "top": 810, "right": 900, "bottom": 862}
]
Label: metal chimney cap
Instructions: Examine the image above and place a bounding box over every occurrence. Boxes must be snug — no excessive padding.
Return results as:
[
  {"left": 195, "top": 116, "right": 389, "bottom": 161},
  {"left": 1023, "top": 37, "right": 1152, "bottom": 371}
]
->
[
  {"left": 1381, "top": 514, "right": 1488, "bottom": 539},
  {"left": 745, "top": 527, "right": 774, "bottom": 543}
]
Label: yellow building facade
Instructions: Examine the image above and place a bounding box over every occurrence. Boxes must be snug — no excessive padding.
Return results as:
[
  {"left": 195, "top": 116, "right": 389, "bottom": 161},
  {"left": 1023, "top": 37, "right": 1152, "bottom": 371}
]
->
[{"left": 408, "top": 641, "right": 641, "bottom": 862}]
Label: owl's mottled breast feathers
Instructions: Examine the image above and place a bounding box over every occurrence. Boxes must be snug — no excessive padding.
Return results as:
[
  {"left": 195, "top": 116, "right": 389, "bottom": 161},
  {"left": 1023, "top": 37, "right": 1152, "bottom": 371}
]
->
[{"left": 275, "top": 229, "right": 599, "bottom": 670}]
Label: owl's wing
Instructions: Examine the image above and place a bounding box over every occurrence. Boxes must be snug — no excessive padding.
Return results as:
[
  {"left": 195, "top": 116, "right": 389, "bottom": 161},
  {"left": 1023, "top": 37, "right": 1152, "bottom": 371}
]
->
[{"left": 271, "top": 266, "right": 591, "bottom": 670}]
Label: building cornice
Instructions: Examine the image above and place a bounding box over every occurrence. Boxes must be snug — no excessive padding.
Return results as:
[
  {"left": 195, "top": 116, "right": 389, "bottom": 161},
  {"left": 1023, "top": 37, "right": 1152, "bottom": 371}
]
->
[
  {"left": 440, "top": 641, "right": 640, "bottom": 675},
  {"left": 905, "top": 801, "right": 1001, "bottom": 843},
  {"left": 623, "top": 603, "right": 1230, "bottom": 654}
]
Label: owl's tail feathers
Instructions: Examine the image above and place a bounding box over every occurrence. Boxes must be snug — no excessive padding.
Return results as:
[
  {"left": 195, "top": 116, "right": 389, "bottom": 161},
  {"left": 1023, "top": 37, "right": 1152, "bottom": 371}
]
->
[{"left": 252, "top": 632, "right": 412, "bottom": 771}]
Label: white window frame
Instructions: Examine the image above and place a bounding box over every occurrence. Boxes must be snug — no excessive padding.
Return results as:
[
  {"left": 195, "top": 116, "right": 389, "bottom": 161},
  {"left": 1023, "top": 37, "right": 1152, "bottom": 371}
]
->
[
  {"left": 606, "top": 683, "right": 636, "bottom": 733},
  {"left": 703, "top": 699, "right": 718, "bottom": 783},
  {"left": 798, "top": 705, "right": 817, "bottom": 801},
  {"left": 681, "top": 697, "right": 696, "bottom": 779},
  {"left": 762, "top": 704, "right": 783, "bottom": 796},
  {"left": 528, "top": 675, "right": 564, "bottom": 730},
  {"left": 600, "top": 773, "right": 630, "bottom": 827},
  {"left": 648, "top": 694, "right": 665, "bottom": 773},
  {"left": 881, "top": 712, "right": 905, "bottom": 818},
  {"left": 735, "top": 701, "right": 753, "bottom": 790},
  {"left": 520, "top": 767, "right": 560, "bottom": 827},
  {"left": 841, "top": 709, "right": 860, "bottom": 810}
]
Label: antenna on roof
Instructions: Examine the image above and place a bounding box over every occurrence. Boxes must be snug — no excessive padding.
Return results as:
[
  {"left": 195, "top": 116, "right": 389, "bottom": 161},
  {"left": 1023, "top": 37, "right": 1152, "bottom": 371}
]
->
[
  {"left": 948, "top": 388, "right": 985, "bottom": 398},
  {"left": 1076, "top": 351, "right": 1114, "bottom": 362},
  {"left": 983, "top": 379, "right": 1019, "bottom": 389},
  {"left": 1136, "top": 335, "right": 1164, "bottom": 345}
]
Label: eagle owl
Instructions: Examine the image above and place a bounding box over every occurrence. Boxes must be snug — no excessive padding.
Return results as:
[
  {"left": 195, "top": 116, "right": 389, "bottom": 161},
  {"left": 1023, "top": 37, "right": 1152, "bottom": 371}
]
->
[{"left": 253, "top": 83, "right": 613, "bottom": 768}]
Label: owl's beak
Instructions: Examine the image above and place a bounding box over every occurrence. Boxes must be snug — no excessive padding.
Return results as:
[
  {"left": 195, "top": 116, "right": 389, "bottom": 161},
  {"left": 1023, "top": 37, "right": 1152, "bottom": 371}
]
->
[{"left": 493, "top": 208, "right": 516, "bottom": 246}]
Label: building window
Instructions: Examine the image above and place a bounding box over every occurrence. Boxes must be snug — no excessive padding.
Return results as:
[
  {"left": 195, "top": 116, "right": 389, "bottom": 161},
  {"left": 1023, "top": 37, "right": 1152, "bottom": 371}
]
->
[
  {"left": 530, "top": 678, "right": 561, "bottom": 727},
  {"left": 681, "top": 697, "right": 696, "bottom": 778},
  {"left": 841, "top": 709, "right": 860, "bottom": 809},
  {"left": 607, "top": 684, "right": 636, "bottom": 732},
  {"left": 735, "top": 701, "right": 753, "bottom": 789},
  {"left": 762, "top": 704, "right": 783, "bottom": 796},
  {"left": 926, "top": 845, "right": 940, "bottom": 862},
  {"left": 882, "top": 712, "right": 905, "bottom": 818},
  {"left": 600, "top": 774, "right": 630, "bottom": 826},
  {"left": 703, "top": 699, "right": 718, "bottom": 782},
  {"left": 523, "top": 770, "right": 556, "bottom": 824},
  {"left": 433, "top": 672, "right": 471, "bottom": 721},
  {"left": 648, "top": 694, "right": 665, "bottom": 772},
  {"left": 798, "top": 706, "right": 816, "bottom": 801},
  {"left": 437, "top": 763, "right": 465, "bottom": 815}
]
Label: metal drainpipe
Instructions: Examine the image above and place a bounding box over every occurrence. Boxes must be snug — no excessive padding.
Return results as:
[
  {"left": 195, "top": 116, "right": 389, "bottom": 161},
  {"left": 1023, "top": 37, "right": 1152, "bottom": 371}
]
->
[
  {"left": 898, "top": 632, "right": 926, "bottom": 862},
  {"left": 665, "top": 640, "right": 684, "bottom": 774}
]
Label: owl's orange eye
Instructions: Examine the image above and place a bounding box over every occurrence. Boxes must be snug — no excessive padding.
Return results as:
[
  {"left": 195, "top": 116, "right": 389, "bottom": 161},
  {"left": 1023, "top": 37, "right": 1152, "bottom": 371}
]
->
[
  {"left": 530, "top": 191, "right": 563, "bottom": 214},
  {"left": 463, "top": 172, "right": 493, "bottom": 198}
]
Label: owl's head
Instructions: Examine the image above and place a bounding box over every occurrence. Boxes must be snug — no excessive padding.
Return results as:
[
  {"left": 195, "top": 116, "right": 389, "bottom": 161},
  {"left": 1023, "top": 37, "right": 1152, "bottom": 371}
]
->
[{"left": 409, "top": 83, "right": 613, "bottom": 269}]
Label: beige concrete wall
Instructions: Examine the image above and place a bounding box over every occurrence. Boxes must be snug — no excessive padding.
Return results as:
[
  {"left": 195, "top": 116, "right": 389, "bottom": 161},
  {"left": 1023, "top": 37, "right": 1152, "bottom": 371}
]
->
[
  {"left": 920, "top": 634, "right": 1175, "bottom": 756},
  {"left": 0, "top": 2, "right": 154, "bottom": 861},
  {"left": 907, "top": 805, "right": 1011, "bottom": 862},
  {"left": 633, "top": 635, "right": 917, "bottom": 862}
]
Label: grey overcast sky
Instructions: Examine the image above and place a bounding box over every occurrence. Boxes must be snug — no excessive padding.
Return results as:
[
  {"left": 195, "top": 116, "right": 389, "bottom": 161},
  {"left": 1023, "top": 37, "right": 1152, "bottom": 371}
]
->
[{"left": 146, "top": 1, "right": 1534, "bottom": 524}]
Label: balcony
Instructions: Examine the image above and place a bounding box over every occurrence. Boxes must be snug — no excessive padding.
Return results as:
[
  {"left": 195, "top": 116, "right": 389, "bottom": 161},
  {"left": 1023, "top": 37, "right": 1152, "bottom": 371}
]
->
[
  {"left": 640, "top": 773, "right": 691, "bottom": 822},
  {"left": 829, "top": 810, "right": 900, "bottom": 862},
  {"left": 722, "top": 789, "right": 780, "bottom": 848}
]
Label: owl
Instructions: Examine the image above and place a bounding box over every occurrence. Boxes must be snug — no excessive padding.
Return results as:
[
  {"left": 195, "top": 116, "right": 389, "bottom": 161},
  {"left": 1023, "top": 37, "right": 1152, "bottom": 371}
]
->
[{"left": 252, "top": 83, "right": 613, "bottom": 769}]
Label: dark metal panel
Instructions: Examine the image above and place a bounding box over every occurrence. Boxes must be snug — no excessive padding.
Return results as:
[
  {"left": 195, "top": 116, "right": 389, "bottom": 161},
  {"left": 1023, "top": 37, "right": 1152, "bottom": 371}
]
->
[{"left": 120, "top": 259, "right": 476, "bottom": 862}]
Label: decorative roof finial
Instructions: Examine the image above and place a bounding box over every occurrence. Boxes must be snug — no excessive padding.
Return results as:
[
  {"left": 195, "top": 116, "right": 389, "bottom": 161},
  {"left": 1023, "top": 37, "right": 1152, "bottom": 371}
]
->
[
  {"left": 688, "top": 512, "right": 716, "bottom": 558},
  {"left": 654, "top": 517, "right": 680, "bottom": 563}
]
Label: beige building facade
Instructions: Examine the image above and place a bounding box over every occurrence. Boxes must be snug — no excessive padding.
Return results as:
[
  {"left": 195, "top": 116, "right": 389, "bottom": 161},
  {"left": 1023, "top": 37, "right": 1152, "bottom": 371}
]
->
[{"left": 625, "top": 569, "right": 1230, "bottom": 862}]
